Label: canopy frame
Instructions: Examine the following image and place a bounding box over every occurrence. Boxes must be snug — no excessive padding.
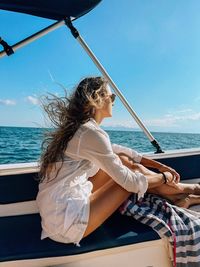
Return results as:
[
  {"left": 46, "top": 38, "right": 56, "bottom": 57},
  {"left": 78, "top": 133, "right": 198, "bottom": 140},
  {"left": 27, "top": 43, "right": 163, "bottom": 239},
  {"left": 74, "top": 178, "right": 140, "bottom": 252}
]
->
[{"left": 0, "top": 18, "right": 163, "bottom": 153}]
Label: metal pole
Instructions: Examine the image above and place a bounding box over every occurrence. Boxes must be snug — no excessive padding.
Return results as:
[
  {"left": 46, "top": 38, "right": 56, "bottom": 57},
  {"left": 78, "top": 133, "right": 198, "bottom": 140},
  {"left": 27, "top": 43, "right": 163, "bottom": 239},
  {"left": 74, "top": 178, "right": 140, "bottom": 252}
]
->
[
  {"left": 0, "top": 17, "right": 163, "bottom": 153},
  {"left": 0, "top": 20, "right": 66, "bottom": 58},
  {"left": 65, "top": 19, "right": 163, "bottom": 153}
]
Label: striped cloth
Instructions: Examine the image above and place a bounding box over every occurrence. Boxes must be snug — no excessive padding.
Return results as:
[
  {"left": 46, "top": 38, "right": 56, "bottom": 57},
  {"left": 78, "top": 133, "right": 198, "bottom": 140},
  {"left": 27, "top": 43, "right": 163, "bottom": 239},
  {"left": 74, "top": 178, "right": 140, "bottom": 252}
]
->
[{"left": 120, "top": 193, "right": 200, "bottom": 267}]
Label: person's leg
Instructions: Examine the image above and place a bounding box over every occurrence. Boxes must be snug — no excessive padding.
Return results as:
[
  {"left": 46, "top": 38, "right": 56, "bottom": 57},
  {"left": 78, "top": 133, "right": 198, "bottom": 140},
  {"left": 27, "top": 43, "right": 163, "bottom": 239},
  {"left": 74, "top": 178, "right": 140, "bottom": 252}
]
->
[
  {"left": 120, "top": 155, "right": 200, "bottom": 208},
  {"left": 119, "top": 155, "right": 200, "bottom": 196},
  {"left": 84, "top": 155, "right": 175, "bottom": 238},
  {"left": 88, "top": 169, "right": 111, "bottom": 193},
  {"left": 165, "top": 193, "right": 200, "bottom": 209},
  {"left": 84, "top": 175, "right": 131, "bottom": 237},
  {"left": 86, "top": 155, "right": 200, "bottom": 234},
  {"left": 175, "top": 194, "right": 200, "bottom": 208},
  {"left": 148, "top": 182, "right": 200, "bottom": 196},
  {"left": 88, "top": 154, "right": 155, "bottom": 193}
]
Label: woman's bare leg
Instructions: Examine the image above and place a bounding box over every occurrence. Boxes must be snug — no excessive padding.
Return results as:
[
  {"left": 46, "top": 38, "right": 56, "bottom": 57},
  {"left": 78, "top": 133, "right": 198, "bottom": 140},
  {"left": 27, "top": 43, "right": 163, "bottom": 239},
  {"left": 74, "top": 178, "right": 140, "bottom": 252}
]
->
[
  {"left": 84, "top": 175, "right": 131, "bottom": 237},
  {"left": 120, "top": 155, "right": 200, "bottom": 208},
  {"left": 84, "top": 154, "right": 175, "bottom": 237},
  {"left": 119, "top": 155, "right": 200, "bottom": 196},
  {"left": 165, "top": 194, "right": 200, "bottom": 208},
  {"left": 175, "top": 195, "right": 200, "bottom": 208},
  {"left": 85, "top": 155, "right": 200, "bottom": 237},
  {"left": 88, "top": 169, "right": 111, "bottom": 193}
]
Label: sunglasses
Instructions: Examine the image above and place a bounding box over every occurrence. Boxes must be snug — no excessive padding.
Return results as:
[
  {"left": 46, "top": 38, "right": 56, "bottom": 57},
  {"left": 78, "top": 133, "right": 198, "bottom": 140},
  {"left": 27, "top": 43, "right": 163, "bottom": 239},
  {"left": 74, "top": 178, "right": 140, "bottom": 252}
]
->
[{"left": 109, "top": 93, "right": 116, "bottom": 103}]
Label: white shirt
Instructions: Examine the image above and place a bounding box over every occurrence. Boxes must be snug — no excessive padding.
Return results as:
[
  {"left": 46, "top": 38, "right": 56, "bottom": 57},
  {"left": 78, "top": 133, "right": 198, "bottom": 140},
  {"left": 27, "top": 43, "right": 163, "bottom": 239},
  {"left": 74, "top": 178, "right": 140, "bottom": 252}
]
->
[{"left": 36, "top": 118, "right": 148, "bottom": 245}]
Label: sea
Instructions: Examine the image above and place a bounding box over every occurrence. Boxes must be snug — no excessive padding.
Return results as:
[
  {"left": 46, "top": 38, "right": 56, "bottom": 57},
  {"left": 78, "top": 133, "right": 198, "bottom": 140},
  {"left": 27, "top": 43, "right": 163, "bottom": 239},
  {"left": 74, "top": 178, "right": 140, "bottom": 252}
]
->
[{"left": 0, "top": 126, "right": 200, "bottom": 165}]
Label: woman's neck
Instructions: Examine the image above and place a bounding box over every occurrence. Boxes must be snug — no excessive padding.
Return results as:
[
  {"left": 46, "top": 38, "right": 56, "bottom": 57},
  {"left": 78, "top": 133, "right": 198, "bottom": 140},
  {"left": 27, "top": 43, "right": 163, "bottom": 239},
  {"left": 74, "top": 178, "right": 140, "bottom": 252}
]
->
[{"left": 93, "top": 113, "right": 103, "bottom": 125}]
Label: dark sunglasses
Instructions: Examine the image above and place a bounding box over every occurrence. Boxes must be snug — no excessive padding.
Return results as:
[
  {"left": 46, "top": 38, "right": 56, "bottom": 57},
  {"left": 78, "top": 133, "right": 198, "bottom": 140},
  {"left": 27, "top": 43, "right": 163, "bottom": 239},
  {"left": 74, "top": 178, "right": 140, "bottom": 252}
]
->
[{"left": 109, "top": 93, "right": 116, "bottom": 103}]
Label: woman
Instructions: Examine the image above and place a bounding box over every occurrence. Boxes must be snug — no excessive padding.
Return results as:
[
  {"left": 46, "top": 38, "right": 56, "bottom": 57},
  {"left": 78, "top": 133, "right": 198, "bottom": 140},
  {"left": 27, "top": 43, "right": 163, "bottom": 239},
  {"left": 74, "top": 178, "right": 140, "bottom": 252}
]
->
[{"left": 37, "top": 76, "right": 200, "bottom": 246}]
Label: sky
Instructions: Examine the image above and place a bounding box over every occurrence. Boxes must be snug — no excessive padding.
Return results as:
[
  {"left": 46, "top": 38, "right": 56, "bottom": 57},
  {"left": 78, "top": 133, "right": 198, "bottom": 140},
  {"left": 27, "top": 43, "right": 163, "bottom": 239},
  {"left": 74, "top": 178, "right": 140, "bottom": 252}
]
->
[{"left": 0, "top": 0, "right": 200, "bottom": 133}]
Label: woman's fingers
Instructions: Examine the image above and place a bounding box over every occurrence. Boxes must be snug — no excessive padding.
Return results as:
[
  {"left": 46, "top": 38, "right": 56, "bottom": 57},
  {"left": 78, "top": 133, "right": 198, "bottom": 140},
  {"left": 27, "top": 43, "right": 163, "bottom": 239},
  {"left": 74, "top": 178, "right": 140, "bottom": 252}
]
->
[
  {"left": 172, "top": 171, "right": 180, "bottom": 183},
  {"left": 164, "top": 171, "right": 179, "bottom": 185},
  {"left": 160, "top": 165, "right": 180, "bottom": 184}
]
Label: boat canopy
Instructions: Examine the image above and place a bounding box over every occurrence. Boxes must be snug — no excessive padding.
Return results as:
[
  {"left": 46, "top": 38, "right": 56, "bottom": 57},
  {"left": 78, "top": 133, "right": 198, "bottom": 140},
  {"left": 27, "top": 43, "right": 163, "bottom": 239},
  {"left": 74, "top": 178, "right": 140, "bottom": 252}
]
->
[{"left": 0, "top": 0, "right": 102, "bottom": 20}]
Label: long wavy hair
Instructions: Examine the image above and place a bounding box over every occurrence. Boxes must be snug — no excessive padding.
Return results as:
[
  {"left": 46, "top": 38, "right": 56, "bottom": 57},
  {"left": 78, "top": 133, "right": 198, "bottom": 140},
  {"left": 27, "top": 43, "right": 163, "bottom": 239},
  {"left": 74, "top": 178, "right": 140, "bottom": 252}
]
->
[{"left": 39, "top": 76, "right": 108, "bottom": 182}]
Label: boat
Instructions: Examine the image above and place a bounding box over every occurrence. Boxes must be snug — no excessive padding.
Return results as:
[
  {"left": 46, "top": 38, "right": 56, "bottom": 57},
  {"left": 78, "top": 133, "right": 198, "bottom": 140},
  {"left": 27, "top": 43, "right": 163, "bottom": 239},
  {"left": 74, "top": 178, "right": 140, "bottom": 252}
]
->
[{"left": 0, "top": 1, "right": 200, "bottom": 266}]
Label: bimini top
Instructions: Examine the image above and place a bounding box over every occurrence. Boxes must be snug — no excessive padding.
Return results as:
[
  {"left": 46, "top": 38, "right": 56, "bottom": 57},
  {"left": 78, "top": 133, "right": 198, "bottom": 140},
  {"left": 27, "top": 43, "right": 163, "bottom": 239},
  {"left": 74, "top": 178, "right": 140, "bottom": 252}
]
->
[{"left": 0, "top": 0, "right": 102, "bottom": 20}]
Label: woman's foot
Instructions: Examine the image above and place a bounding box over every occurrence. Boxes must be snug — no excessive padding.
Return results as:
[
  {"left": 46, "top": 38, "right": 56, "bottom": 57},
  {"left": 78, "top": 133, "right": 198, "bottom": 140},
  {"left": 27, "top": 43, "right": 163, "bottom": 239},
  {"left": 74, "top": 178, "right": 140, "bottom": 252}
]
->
[
  {"left": 174, "top": 194, "right": 200, "bottom": 209},
  {"left": 172, "top": 183, "right": 200, "bottom": 195}
]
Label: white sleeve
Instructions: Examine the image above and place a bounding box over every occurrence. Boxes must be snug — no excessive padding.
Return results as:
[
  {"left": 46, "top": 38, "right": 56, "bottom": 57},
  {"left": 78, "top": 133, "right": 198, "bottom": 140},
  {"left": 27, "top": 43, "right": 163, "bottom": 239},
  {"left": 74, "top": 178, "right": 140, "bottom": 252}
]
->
[
  {"left": 111, "top": 143, "right": 142, "bottom": 163},
  {"left": 78, "top": 128, "right": 148, "bottom": 198}
]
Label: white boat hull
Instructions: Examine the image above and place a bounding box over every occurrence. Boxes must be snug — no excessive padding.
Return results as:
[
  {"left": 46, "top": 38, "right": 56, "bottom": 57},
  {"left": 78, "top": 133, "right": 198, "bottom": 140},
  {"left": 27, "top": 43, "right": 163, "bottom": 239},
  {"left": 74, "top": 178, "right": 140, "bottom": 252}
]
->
[{"left": 0, "top": 240, "right": 172, "bottom": 267}]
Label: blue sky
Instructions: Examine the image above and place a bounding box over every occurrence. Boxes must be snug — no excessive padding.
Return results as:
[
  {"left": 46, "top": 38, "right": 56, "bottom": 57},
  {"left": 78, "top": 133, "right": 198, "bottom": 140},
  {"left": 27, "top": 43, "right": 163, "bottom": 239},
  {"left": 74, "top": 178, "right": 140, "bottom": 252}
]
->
[{"left": 1, "top": 0, "right": 200, "bottom": 133}]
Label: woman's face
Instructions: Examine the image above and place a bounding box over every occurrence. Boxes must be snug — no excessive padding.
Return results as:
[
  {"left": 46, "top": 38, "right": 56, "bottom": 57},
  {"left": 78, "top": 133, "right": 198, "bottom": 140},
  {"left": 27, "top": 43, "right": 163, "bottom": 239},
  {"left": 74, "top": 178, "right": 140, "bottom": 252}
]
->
[{"left": 95, "top": 84, "right": 116, "bottom": 122}]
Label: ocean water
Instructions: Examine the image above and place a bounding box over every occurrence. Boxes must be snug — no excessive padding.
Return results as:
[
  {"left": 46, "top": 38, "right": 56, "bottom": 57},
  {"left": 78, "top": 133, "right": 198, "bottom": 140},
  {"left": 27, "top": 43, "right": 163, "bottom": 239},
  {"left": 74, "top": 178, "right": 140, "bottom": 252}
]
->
[{"left": 0, "top": 126, "right": 200, "bottom": 165}]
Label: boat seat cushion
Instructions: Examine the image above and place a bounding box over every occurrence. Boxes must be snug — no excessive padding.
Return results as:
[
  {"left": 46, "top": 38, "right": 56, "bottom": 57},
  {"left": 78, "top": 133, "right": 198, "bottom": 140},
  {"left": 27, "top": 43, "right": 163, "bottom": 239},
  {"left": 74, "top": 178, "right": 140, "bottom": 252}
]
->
[{"left": 0, "top": 211, "right": 159, "bottom": 262}]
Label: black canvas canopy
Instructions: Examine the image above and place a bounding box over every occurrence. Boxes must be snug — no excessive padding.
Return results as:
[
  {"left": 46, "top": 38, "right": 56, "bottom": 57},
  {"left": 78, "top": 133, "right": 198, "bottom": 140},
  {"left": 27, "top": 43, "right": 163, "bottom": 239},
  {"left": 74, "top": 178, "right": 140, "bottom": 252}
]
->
[{"left": 0, "top": 0, "right": 102, "bottom": 20}]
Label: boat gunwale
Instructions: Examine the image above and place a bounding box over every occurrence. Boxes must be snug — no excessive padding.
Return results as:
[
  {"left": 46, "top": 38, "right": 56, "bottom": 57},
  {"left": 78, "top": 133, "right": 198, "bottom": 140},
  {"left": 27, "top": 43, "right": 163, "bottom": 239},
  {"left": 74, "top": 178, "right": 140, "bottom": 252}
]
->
[{"left": 1, "top": 147, "right": 200, "bottom": 176}]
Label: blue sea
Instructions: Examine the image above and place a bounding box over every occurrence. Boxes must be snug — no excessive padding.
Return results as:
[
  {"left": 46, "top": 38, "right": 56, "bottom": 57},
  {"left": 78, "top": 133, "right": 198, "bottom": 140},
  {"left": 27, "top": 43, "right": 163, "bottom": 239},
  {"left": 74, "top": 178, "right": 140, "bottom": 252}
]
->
[{"left": 0, "top": 126, "right": 200, "bottom": 165}]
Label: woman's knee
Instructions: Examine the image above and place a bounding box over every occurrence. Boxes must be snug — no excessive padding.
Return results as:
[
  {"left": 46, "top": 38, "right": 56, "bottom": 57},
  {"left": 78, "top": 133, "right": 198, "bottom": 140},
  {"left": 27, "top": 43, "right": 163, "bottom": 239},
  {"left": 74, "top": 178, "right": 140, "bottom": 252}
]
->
[
  {"left": 118, "top": 154, "right": 135, "bottom": 169},
  {"left": 118, "top": 155, "right": 144, "bottom": 172}
]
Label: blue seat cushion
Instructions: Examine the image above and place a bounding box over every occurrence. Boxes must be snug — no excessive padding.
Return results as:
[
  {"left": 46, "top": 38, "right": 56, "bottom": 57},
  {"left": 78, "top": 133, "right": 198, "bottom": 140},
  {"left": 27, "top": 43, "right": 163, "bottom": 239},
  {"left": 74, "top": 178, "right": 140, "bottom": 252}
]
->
[{"left": 0, "top": 211, "right": 159, "bottom": 262}]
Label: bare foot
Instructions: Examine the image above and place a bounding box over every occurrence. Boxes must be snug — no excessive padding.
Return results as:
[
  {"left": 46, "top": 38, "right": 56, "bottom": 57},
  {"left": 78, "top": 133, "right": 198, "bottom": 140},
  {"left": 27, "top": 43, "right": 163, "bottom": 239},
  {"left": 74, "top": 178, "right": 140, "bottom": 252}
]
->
[
  {"left": 193, "top": 184, "right": 200, "bottom": 195},
  {"left": 174, "top": 194, "right": 200, "bottom": 209}
]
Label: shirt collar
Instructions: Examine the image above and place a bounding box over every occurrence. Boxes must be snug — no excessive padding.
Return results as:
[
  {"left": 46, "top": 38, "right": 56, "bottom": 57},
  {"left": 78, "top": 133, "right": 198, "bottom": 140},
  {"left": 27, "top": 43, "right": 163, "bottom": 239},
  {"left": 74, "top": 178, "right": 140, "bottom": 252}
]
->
[{"left": 89, "top": 118, "right": 98, "bottom": 125}]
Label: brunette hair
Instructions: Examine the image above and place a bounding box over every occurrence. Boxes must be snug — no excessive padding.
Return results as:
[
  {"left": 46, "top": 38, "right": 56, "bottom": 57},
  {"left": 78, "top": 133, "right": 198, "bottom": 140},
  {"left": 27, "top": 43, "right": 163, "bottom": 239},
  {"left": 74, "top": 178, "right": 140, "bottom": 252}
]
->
[{"left": 39, "top": 76, "right": 108, "bottom": 182}]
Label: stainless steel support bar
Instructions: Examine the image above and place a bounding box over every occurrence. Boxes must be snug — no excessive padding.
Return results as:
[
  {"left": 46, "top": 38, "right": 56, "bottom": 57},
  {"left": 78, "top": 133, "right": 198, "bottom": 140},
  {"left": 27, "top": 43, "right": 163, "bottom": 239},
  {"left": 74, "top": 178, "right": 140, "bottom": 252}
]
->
[
  {"left": 76, "top": 35, "right": 160, "bottom": 144},
  {"left": 0, "top": 16, "right": 163, "bottom": 152},
  {"left": 0, "top": 20, "right": 66, "bottom": 58},
  {"left": 64, "top": 18, "right": 163, "bottom": 152}
]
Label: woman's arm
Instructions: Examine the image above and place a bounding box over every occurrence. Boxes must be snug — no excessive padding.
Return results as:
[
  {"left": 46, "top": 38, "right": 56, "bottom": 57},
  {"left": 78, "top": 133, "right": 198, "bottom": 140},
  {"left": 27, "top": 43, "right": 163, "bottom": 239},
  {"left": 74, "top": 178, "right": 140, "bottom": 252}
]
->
[
  {"left": 77, "top": 129, "right": 179, "bottom": 197},
  {"left": 77, "top": 129, "right": 149, "bottom": 197},
  {"left": 111, "top": 143, "right": 180, "bottom": 184},
  {"left": 140, "top": 156, "right": 180, "bottom": 183},
  {"left": 112, "top": 143, "right": 142, "bottom": 163}
]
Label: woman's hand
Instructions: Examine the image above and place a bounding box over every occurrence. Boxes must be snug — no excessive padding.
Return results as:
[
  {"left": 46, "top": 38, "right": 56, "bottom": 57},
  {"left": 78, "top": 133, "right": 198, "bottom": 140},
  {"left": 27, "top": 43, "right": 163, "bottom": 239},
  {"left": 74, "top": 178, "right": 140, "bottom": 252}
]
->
[
  {"left": 159, "top": 165, "right": 180, "bottom": 184},
  {"left": 162, "top": 171, "right": 180, "bottom": 189}
]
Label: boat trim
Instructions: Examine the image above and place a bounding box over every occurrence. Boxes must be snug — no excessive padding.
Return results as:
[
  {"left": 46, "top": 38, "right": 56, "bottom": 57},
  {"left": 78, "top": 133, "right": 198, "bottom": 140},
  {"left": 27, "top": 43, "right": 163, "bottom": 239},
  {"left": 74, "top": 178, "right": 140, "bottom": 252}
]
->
[
  {"left": 0, "top": 239, "right": 172, "bottom": 267},
  {"left": 1, "top": 147, "right": 200, "bottom": 176}
]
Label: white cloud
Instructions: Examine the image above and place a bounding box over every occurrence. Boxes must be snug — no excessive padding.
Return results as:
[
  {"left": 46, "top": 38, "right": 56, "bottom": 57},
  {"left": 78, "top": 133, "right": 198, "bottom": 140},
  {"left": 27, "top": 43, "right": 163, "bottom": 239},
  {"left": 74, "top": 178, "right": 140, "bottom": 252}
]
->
[
  {"left": 103, "top": 108, "right": 200, "bottom": 131},
  {"left": 0, "top": 99, "right": 16, "bottom": 105},
  {"left": 102, "top": 119, "right": 138, "bottom": 129},
  {"left": 175, "top": 108, "right": 193, "bottom": 114},
  {"left": 145, "top": 110, "right": 200, "bottom": 128},
  {"left": 87, "top": 102, "right": 200, "bottom": 133},
  {"left": 26, "top": 95, "right": 39, "bottom": 105}
]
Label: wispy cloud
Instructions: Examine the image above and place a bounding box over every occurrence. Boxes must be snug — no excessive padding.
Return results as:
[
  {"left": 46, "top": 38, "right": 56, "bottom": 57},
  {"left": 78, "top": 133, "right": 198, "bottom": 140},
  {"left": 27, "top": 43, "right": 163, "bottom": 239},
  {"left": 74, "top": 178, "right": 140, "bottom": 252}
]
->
[
  {"left": 25, "top": 95, "right": 39, "bottom": 105},
  {"left": 102, "top": 120, "right": 138, "bottom": 129},
  {"left": 0, "top": 99, "right": 16, "bottom": 105},
  {"left": 103, "top": 108, "right": 200, "bottom": 131},
  {"left": 145, "top": 109, "right": 200, "bottom": 128}
]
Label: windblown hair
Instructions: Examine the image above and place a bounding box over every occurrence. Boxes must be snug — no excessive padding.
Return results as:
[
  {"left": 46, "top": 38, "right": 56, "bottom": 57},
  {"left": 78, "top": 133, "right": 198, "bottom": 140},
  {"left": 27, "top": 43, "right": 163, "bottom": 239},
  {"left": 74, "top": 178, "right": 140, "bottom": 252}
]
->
[{"left": 39, "top": 76, "right": 108, "bottom": 182}]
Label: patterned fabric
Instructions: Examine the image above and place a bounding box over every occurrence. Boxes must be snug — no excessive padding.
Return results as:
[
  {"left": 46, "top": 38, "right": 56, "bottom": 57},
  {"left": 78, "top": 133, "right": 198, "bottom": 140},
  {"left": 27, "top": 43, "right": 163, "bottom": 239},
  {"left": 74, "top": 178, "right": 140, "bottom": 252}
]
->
[{"left": 120, "top": 193, "right": 200, "bottom": 267}]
